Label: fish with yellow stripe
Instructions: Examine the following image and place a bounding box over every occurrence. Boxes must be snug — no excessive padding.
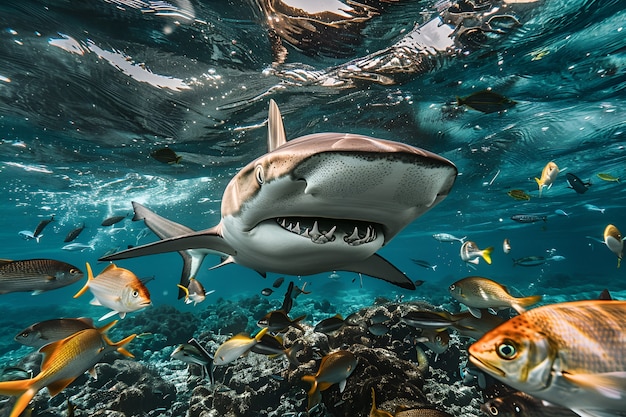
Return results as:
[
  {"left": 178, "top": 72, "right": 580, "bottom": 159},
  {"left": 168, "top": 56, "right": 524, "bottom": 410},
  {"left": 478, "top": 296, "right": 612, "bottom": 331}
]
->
[
  {"left": 302, "top": 350, "right": 357, "bottom": 409},
  {"left": 469, "top": 300, "right": 626, "bottom": 417},
  {"left": 0, "top": 321, "right": 135, "bottom": 417}
]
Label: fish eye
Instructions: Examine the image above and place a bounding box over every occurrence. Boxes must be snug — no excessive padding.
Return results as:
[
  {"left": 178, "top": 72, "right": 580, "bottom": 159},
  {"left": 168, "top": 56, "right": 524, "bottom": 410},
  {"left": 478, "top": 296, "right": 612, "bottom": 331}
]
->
[
  {"left": 488, "top": 405, "right": 498, "bottom": 415},
  {"left": 496, "top": 340, "right": 517, "bottom": 359},
  {"left": 255, "top": 165, "right": 264, "bottom": 185},
  {"left": 132, "top": 290, "right": 139, "bottom": 298},
  {"left": 70, "top": 268, "right": 80, "bottom": 275}
]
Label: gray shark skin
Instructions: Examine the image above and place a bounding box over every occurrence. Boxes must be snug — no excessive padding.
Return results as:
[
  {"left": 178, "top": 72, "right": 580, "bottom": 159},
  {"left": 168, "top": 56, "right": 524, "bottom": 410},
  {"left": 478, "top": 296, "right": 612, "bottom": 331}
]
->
[{"left": 100, "top": 100, "right": 458, "bottom": 290}]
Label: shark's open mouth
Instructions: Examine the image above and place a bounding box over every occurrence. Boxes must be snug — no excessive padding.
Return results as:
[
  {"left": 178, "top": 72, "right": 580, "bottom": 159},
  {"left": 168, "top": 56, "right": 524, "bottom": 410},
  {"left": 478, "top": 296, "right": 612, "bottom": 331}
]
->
[{"left": 275, "top": 217, "right": 380, "bottom": 246}]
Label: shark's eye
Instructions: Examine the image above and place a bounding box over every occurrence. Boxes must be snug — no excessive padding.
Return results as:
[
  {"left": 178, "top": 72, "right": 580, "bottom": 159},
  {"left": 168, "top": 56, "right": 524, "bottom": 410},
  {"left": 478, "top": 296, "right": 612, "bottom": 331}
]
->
[
  {"left": 496, "top": 340, "right": 517, "bottom": 359},
  {"left": 255, "top": 165, "right": 264, "bottom": 185}
]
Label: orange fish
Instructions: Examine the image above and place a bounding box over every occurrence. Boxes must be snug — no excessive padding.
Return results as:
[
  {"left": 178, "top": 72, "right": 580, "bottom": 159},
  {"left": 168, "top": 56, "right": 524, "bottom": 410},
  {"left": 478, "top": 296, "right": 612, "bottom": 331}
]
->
[
  {"left": 469, "top": 300, "right": 626, "bottom": 417},
  {"left": 302, "top": 350, "right": 357, "bottom": 409},
  {"left": 0, "top": 322, "right": 135, "bottom": 417},
  {"left": 74, "top": 263, "right": 151, "bottom": 321},
  {"left": 535, "top": 161, "right": 559, "bottom": 197}
]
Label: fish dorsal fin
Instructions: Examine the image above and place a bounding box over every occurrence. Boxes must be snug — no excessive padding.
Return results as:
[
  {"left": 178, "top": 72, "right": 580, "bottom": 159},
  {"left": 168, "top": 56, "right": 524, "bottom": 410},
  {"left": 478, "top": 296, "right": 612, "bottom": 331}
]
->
[
  {"left": 101, "top": 263, "right": 118, "bottom": 274},
  {"left": 47, "top": 377, "right": 77, "bottom": 397},
  {"left": 267, "top": 99, "right": 287, "bottom": 152}
]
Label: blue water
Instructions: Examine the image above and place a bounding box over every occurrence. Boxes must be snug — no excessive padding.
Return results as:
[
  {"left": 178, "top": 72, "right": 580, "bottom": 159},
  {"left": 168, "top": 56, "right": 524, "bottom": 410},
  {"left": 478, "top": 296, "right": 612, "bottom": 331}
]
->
[{"left": 0, "top": 0, "right": 625, "bottom": 413}]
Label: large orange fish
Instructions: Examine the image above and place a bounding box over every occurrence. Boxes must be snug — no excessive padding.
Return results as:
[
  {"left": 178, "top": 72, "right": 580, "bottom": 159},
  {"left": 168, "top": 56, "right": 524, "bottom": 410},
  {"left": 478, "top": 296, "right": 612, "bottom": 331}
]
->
[
  {"left": 0, "top": 322, "right": 135, "bottom": 417},
  {"left": 469, "top": 300, "right": 626, "bottom": 417},
  {"left": 74, "top": 262, "right": 151, "bottom": 321}
]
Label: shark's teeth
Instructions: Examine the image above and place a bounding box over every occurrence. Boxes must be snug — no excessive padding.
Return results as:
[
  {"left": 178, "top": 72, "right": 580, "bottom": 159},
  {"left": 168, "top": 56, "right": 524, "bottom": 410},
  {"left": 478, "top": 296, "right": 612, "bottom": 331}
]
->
[{"left": 276, "top": 218, "right": 377, "bottom": 246}]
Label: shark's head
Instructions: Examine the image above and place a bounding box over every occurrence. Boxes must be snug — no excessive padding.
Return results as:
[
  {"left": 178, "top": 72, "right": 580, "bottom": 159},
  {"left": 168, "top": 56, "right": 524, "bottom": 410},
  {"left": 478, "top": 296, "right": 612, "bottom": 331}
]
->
[{"left": 219, "top": 101, "right": 457, "bottom": 276}]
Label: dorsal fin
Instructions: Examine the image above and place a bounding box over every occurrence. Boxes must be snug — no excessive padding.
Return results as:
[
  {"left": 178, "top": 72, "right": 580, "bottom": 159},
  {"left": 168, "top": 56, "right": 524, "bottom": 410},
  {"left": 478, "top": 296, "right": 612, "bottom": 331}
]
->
[{"left": 267, "top": 99, "right": 287, "bottom": 152}]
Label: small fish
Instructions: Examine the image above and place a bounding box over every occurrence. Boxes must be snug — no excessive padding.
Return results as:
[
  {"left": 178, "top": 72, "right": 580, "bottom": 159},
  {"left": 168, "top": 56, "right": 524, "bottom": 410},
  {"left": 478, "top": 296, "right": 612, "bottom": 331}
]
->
[
  {"left": 411, "top": 259, "right": 437, "bottom": 271},
  {"left": 150, "top": 147, "right": 182, "bottom": 164},
  {"left": 535, "top": 161, "right": 560, "bottom": 197},
  {"left": 370, "top": 388, "right": 393, "bottom": 417},
  {"left": 546, "top": 255, "right": 566, "bottom": 262},
  {"left": 510, "top": 214, "right": 547, "bottom": 223},
  {"left": 395, "top": 406, "right": 454, "bottom": 416},
  {"left": 414, "top": 279, "right": 425, "bottom": 287},
  {"left": 62, "top": 242, "right": 95, "bottom": 252},
  {"left": 401, "top": 310, "right": 460, "bottom": 330},
  {"left": 0, "top": 322, "right": 135, "bottom": 417},
  {"left": 170, "top": 338, "right": 214, "bottom": 384},
  {"left": 369, "top": 311, "right": 391, "bottom": 324},
  {"left": 468, "top": 300, "right": 626, "bottom": 417},
  {"left": 368, "top": 323, "right": 390, "bottom": 336},
  {"left": 73, "top": 262, "right": 151, "bottom": 321},
  {"left": 502, "top": 238, "right": 511, "bottom": 254},
  {"left": 213, "top": 328, "right": 269, "bottom": 366},
  {"left": 257, "top": 310, "right": 306, "bottom": 333},
  {"left": 554, "top": 209, "right": 570, "bottom": 217},
  {"left": 416, "top": 328, "right": 450, "bottom": 358},
  {"left": 584, "top": 204, "right": 605, "bottom": 214},
  {"left": 597, "top": 173, "right": 620, "bottom": 183},
  {"left": 261, "top": 287, "right": 274, "bottom": 296},
  {"left": 603, "top": 224, "right": 623, "bottom": 268},
  {"left": 292, "top": 282, "right": 311, "bottom": 299},
  {"left": 177, "top": 278, "right": 210, "bottom": 306},
  {"left": 63, "top": 223, "right": 86, "bottom": 243},
  {"left": 18, "top": 230, "right": 41, "bottom": 243},
  {"left": 432, "top": 233, "right": 466, "bottom": 243},
  {"left": 101, "top": 214, "right": 127, "bottom": 227},
  {"left": 301, "top": 350, "right": 358, "bottom": 409},
  {"left": 456, "top": 90, "right": 516, "bottom": 114},
  {"left": 33, "top": 215, "right": 55, "bottom": 239},
  {"left": 0, "top": 259, "right": 83, "bottom": 295},
  {"left": 250, "top": 335, "right": 302, "bottom": 367},
  {"left": 513, "top": 256, "right": 546, "bottom": 267},
  {"left": 460, "top": 241, "right": 494, "bottom": 265},
  {"left": 507, "top": 189, "right": 530, "bottom": 201},
  {"left": 0, "top": 367, "right": 32, "bottom": 382},
  {"left": 566, "top": 173, "right": 591, "bottom": 194},
  {"left": 449, "top": 276, "right": 542, "bottom": 318},
  {"left": 281, "top": 281, "right": 295, "bottom": 313},
  {"left": 14, "top": 317, "right": 95, "bottom": 349},
  {"left": 450, "top": 310, "right": 507, "bottom": 340},
  {"left": 481, "top": 391, "right": 580, "bottom": 417},
  {"left": 314, "top": 314, "right": 345, "bottom": 334},
  {"left": 272, "top": 277, "right": 285, "bottom": 288}
]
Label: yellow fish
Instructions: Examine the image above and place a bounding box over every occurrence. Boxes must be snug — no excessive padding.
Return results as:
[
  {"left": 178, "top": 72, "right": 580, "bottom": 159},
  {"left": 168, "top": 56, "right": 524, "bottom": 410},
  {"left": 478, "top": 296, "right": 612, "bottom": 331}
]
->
[
  {"left": 0, "top": 322, "right": 135, "bottom": 417},
  {"left": 469, "top": 300, "right": 626, "bottom": 417},
  {"left": 535, "top": 161, "right": 559, "bottom": 197},
  {"left": 301, "top": 350, "right": 357, "bottom": 409},
  {"left": 449, "top": 276, "right": 542, "bottom": 318},
  {"left": 74, "top": 263, "right": 151, "bottom": 321},
  {"left": 603, "top": 224, "right": 623, "bottom": 268},
  {"left": 460, "top": 241, "right": 494, "bottom": 265},
  {"left": 213, "top": 327, "right": 269, "bottom": 366},
  {"left": 597, "top": 173, "right": 620, "bottom": 182},
  {"left": 177, "top": 277, "right": 212, "bottom": 306},
  {"left": 507, "top": 189, "right": 530, "bottom": 201}
]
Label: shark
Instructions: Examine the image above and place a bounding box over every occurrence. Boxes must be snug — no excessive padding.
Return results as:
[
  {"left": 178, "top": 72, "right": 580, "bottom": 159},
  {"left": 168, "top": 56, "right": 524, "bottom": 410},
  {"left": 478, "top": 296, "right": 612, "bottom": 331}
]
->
[{"left": 100, "top": 100, "right": 458, "bottom": 292}]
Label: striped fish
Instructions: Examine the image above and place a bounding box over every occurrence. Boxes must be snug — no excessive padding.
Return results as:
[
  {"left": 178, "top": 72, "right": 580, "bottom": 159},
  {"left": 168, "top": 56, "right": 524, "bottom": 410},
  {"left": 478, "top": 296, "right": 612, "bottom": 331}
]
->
[{"left": 0, "top": 259, "right": 83, "bottom": 295}]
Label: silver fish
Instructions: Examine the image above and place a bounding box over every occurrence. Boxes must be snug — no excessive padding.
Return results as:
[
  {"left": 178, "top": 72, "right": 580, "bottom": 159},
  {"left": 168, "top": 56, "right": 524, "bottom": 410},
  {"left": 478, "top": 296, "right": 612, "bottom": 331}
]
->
[{"left": 0, "top": 259, "right": 83, "bottom": 295}]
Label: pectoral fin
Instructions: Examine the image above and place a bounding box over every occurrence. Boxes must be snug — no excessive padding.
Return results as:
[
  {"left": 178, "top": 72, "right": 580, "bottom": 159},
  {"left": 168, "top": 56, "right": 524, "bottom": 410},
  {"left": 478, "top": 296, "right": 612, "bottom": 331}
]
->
[
  {"left": 563, "top": 371, "right": 626, "bottom": 400},
  {"left": 98, "top": 226, "right": 236, "bottom": 262},
  {"left": 339, "top": 254, "right": 415, "bottom": 290}
]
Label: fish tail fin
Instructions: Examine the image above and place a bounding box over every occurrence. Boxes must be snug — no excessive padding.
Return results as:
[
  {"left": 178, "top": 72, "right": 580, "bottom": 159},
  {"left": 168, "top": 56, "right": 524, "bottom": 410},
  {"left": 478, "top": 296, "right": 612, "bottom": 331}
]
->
[
  {"left": 460, "top": 236, "right": 467, "bottom": 243},
  {"left": 97, "top": 319, "right": 119, "bottom": 334},
  {"left": 481, "top": 247, "right": 494, "bottom": 264},
  {"left": 176, "top": 284, "right": 190, "bottom": 303},
  {"left": 301, "top": 375, "right": 321, "bottom": 409},
  {"left": 516, "top": 295, "right": 542, "bottom": 312},
  {"left": 255, "top": 327, "right": 269, "bottom": 342},
  {"left": 35, "top": 234, "right": 42, "bottom": 243},
  {"left": 0, "top": 379, "right": 38, "bottom": 417},
  {"left": 285, "top": 341, "right": 303, "bottom": 368},
  {"left": 292, "top": 314, "right": 307, "bottom": 331},
  {"left": 535, "top": 177, "right": 543, "bottom": 196},
  {"left": 431, "top": 264, "right": 437, "bottom": 271},
  {"left": 73, "top": 262, "right": 93, "bottom": 298},
  {"left": 456, "top": 96, "right": 464, "bottom": 106},
  {"left": 371, "top": 387, "right": 378, "bottom": 412},
  {"left": 104, "top": 333, "right": 137, "bottom": 358}
]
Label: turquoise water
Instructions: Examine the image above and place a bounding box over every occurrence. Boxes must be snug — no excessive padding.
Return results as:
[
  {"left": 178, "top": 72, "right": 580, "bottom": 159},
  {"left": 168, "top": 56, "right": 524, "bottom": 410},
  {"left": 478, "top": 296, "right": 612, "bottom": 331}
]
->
[{"left": 0, "top": 0, "right": 625, "bottom": 416}]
